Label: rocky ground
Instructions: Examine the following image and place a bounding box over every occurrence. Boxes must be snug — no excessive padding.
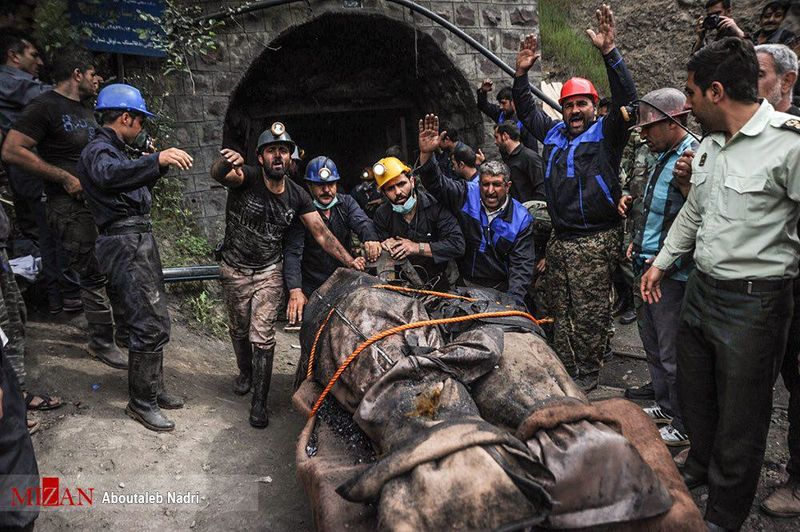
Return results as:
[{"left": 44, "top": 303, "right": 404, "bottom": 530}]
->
[{"left": 15, "top": 294, "right": 799, "bottom": 531}]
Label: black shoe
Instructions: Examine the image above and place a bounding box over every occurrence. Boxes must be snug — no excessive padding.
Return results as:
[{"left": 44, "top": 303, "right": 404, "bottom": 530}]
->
[
  {"left": 127, "top": 350, "right": 175, "bottom": 432},
  {"left": 681, "top": 468, "right": 707, "bottom": 490},
  {"left": 619, "top": 309, "right": 636, "bottom": 325},
  {"left": 249, "top": 346, "right": 274, "bottom": 428},
  {"left": 62, "top": 297, "right": 83, "bottom": 312},
  {"left": 624, "top": 381, "right": 655, "bottom": 400},
  {"left": 157, "top": 357, "right": 184, "bottom": 410},
  {"left": 231, "top": 335, "right": 253, "bottom": 395},
  {"left": 87, "top": 323, "right": 129, "bottom": 369}
]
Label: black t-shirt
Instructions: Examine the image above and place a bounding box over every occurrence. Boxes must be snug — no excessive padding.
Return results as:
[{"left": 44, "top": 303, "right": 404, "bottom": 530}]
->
[
  {"left": 222, "top": 165, "right": 315, "bottom": 269},
  {"left": 12, "top": 90, "right": 97, "bottom": 197}
]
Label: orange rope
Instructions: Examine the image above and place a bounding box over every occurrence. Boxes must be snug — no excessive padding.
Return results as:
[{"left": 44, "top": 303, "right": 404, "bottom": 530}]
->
[
  {"left": 308, "top": 310, "right": 546, "bottom": 418},
  {"left": 306, "top": 307, "right": 336, "bottom": 380},
  {"left": 372, "top": 284, "right": 478, "bottom": 302}
]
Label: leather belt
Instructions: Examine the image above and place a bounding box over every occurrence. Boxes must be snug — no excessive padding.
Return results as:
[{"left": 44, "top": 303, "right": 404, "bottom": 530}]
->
[
  {"left": 696, "top": 270, "right": 790, "bottom": 294},
  {"left": 100, "top": 216, "right": 152, "bottom": 236}
]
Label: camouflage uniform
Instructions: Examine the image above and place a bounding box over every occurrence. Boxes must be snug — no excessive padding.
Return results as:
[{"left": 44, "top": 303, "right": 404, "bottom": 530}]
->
[
  {"left": 0, "top": 249, "right": 26, "bottom": 387},
  {"left": 624, "top": 137, "right": 657, "bottom": 313},
  {"left": 546, "top": 227, "right": 622, "bottom": 377}
]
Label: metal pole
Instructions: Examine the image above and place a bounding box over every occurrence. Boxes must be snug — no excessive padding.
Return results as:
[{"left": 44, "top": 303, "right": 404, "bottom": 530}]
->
[{"left": 197, "top": 0, "right": 562, "bottom": 112}]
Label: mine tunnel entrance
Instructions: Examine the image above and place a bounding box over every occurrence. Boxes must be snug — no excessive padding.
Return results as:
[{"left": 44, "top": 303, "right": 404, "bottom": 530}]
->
[{"left": 222, "top": 12, "right": 483, "bottom": 191}]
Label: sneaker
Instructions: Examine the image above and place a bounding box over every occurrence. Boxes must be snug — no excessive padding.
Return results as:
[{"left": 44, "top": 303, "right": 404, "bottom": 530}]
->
[
  {"left": 660, "top": 424, "right": 690, "bottom": 447},
  {"left": 619, "top": 308, "right": 636, "bottom": 325},
  {"left": 643, "top": 405, "right": 673, "bottom": 425},
  {"left": 624, "top": 381, "right": 655, "bottom": 400},
  {"left": 760, "top": 480, "right": 800, "bottom": 517}
]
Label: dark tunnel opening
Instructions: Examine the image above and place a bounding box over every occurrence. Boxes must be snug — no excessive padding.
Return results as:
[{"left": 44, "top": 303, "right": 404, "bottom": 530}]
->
[{"left": 222, "top": 12, "right": 484, "bottom": 192}]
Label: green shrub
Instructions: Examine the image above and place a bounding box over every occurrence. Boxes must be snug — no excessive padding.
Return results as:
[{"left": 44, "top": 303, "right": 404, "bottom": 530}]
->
[{"left": 540, "top": 0, "right": 610, "bottom": 96}]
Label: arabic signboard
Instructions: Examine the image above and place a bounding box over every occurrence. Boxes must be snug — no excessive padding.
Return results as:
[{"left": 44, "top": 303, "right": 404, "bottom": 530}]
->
[{"left": 70, "top": 0, "right": 167, "bottom": 57}]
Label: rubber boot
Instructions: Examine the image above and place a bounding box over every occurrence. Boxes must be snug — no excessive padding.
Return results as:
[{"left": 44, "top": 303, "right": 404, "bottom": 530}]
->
[
  {"left": 249, "top": 346, "right": 274, "bottom": 428},
  {"left": 231, "top": 334, "right": 253, "bottom": 395},
  {"left": 87, "top": 322, "right": 128, "bottom": 369},
  {"left": 114, "top": 319, "right": 130, "bottom": 349},
  {"left": 157, "top": 355, "right": 184, "bottom": 410},
  {"left": 126, "top": 350, "right": 175, "bottom": 432}
]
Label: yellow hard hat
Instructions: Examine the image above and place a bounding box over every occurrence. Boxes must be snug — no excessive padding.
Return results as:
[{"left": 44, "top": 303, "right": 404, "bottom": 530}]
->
[{"left": 373, "top": 157, "right": 411, "bottom": 189}]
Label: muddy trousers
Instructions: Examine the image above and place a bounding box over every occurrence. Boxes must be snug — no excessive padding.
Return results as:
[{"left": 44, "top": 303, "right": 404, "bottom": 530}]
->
[
  {"left": 46, "top": 196, "right": 116, "bottom": 330},
  {"left": 0, "top": 250, "right": 27, "bottom": 388},
  {"left": 679, "top": 271, "right": 792, "bottom": 529},
  {"left": 545, "top": 227, "right": 621, "bottom": 378},
  {"left": 95, "top": 232, "right": 170, "bottom": 353},
  {"left": 782, "top": 280, "right": 800, "bottom": 482}
]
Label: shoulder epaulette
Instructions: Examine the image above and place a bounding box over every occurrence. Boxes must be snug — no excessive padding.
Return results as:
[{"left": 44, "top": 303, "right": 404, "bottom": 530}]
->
[{"left": 780, "top": 118, "right": 800, "bottom": 133}]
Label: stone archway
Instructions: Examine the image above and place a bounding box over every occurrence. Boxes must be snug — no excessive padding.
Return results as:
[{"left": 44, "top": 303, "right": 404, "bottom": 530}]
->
[{"left": 222, "top": 11, "right": 483, "bottom": 189}]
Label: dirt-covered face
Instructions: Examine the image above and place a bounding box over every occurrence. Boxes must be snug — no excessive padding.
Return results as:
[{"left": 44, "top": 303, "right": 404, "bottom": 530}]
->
[
  {"left": 561, "top": 95, "right": 595, "bottom": 137},
  {"left": 381, "top": 173, "right": 415, "bottom": 206},
  {"left": 258, "top": 144, "right": 292, "bottom": 181},
  {"left": 309, "top": 181, "right": 338, "bottom": 205}
]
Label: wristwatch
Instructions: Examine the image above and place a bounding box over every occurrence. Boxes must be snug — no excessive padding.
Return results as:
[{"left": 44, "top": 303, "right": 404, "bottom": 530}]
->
[{"left": 418, "top": 242, "right": 424, "bottom": 254}]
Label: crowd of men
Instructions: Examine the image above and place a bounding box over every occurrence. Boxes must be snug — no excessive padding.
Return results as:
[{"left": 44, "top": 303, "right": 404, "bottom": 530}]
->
[{"left": 2, "top": 1, "right": 800, "bottom": 530}]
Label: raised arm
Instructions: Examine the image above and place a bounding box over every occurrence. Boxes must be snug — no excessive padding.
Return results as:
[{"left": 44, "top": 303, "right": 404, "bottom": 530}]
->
[
  {"left": 587, "top": 4, "right": 637, "bottom": 150},
  {"left": 210, "top": 148, "right": 247, "bottom": 188},
  {"left": 417, "top": 114, "right": 468, "bottom": 213},
  {"left": 512, "top": 35, "right": 560, "bottom": 141},
  {"left": 2, "top": 130, "right": 82, "bottom": 198},
  {"left": 476, "top": 79, "right": 502, "bottom": 122}
]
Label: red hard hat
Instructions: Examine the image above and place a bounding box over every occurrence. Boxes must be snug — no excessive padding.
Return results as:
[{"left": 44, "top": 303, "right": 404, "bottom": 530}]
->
[{"left": 559, "top": 77, "right": 599, "bottom": 105}]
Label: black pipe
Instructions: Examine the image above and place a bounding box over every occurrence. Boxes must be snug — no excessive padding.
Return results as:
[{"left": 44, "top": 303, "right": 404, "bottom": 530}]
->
[
  {"left": 162, "top": 265, "right": 221, "bottom": 283},
  {"left": 197, "top": 0, "right": 562, "bottom": 112}
]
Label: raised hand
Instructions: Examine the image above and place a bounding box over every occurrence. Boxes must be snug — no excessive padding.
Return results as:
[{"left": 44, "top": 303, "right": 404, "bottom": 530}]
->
[
  {"left": 479, "top": 79, "right": 493, "bottom": 93},
  {"left": 220, "top": 148, "right": 244, "bottom": 177},
  {"left": 516, "top": 34, "right": 540, "bottom": 75},
  {"left": 158, "top": 147, "right": 194, "bottom": 170},
  {"left": 418, "top": 114, "right": 443, "bottom": 155},
  {"left": 586, "top": 3, "right": 616, "bottom": 55}
]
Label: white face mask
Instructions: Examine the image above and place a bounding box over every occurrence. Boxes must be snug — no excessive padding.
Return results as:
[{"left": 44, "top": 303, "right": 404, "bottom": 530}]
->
[{"left": 391, "top": 194, "right": 417, "bottom": 214}]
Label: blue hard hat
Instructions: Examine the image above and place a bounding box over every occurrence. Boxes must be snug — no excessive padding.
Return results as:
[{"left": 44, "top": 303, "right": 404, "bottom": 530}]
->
[
  {"left": 304, "top": 156, "right": 340, "bottom": 183},
  {"left": 95, "top": 84, "right": 155, "bottom": 117}
]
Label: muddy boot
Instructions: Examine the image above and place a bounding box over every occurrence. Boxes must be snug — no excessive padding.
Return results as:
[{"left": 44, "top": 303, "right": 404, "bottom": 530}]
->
[
  {"left": 126, "top": 350, "right": 175, "bottom": 432},
  {"left": 87, "top": 323, "right": 128, "bottom": 369},
  {"left": 231, "top": 334, "right": 253, "bottom": 395},
  {"left": 249, "top": 346, "right": 274, "bottom": 428},
  {"left": 156, "top": 354, "right": 184, "bottom": 410}
]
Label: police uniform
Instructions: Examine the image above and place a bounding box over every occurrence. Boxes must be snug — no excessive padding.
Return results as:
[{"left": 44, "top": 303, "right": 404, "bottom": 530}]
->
[
  {"left": 77, "top": 84, "right": 183, "bottom": 432},
  {"left": 652, "top": 101, "right": 800, "bottom": 529}
]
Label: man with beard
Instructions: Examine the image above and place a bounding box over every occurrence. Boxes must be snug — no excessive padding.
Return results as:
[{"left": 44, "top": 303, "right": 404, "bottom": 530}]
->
[
  {"left": 755, "top": 43, "right": 800, "bottom": 518},
  {"left": 2, "top": 49, "right": 130, "bottom": 371},
  {"left": 284, "top": 156, "right": 381, "bottom": 324},
  {"left": 78, "top": 84, "right": 191, "bottom": 432},
  {"left": 416, "top": 114, "right": 536, "bottom": 307},
  {"left": 641, "top": 38, "right": 800, "bottom": 530},
  {"left": 752, "top": 1, "right": 796, "bottom": 46},
  {"left": 512, "top": 4, "right": 637, "bottom": 391},
  {"left": 451, "top": 144, "right": 480, "bottom": 182},
  {"left": 210, "top": 123, "right": 365, "bottom": 428},
  {"left": 477, "top": 80, "right": 539, "bottom": 151},
  {"left": 371, "top": 155, "right": 464, "bottom": 291},
  {"left": 493, "top": 122, "right": 544, "bottom": 203}
]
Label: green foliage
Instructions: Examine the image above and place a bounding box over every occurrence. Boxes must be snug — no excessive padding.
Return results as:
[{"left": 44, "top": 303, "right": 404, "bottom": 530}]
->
[
  {"left": 32, "top": 0, "right": 91, "bottom": 53},
  {"left": 181, "top": 285, "right": 228, "bottom": 339},
  {"left": 540, "top": 0, "right": 610, "bottom": 96},
  {"left": 137, "top": 0, "right": 224, "bottom": 80}
]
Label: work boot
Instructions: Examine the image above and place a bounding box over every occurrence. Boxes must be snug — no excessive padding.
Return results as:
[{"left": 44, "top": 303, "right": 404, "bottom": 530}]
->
[
  {"left": 249, "top": 346, "right": 274, "bottom": 428},
  {"left": 157, "top": 355, "right": 184, "bottom": 410},
  {"left": 760, "top": 479, "right": 800, "bottom": 517},
  {"left": 126, "top": 350, "right": 175, "bottom": 432},
  {"left": 624, "top": 381, "right": 656, "bottom": 400},
  {"left": 87, "top": 323, "right": 128, "bottom": 369},
  {"left": 231, "top": 335, "right": 253, "bottom": 395}
]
